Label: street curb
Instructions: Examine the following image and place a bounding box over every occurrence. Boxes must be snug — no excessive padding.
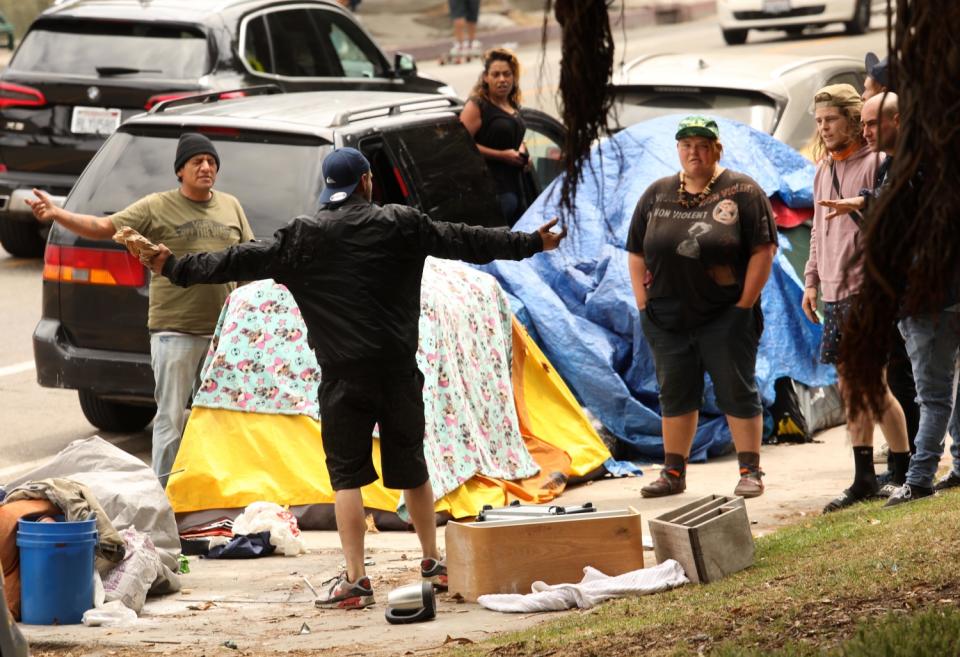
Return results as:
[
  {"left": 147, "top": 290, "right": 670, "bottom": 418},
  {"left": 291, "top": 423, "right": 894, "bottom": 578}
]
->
[{"left": 382, "top": 1, "right": 717, "bottom": 62}]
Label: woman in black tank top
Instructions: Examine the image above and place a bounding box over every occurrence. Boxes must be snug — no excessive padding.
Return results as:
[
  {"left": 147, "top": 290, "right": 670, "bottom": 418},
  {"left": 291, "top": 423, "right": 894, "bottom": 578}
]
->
[{"left": 460, "top": 48, "right": 529, "bottom": 227}]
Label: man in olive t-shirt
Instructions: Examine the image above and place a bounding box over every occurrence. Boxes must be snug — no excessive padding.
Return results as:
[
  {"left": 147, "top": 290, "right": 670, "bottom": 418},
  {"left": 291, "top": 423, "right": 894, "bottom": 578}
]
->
[{"left": 27, "top": 133, "right": 253, "bottom": 486}]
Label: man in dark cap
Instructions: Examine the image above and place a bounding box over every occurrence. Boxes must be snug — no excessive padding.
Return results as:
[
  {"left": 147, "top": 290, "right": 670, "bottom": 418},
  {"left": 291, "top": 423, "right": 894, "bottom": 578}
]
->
[
  {"left": 863, "top": 51, "right": 891, "bottom": 100},
  {"left": 146, "top": 146, "right": 566, "bottom": 610},
  {"left": 26, "top": 132, "right": 253, "bottom": 486}
]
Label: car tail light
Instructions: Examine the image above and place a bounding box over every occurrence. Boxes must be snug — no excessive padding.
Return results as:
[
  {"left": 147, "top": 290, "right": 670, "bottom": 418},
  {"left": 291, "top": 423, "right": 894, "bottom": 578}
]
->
[
  {"left": 145, "top": 90, "right": 247, "bottom": 110},
  {"left": 0, "top": 82, "right": 46, "bottom": 110},
  {"left": 43, "top": 244, "right": 145, "bottom": 287},
  {"left": 145, "top": 92, "right": 195, "bottom": 110}
]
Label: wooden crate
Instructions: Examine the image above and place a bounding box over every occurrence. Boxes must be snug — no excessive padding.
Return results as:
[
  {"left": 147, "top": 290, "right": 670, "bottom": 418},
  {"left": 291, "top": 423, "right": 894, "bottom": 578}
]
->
[
  {"left": 445, "top": 509, "right": 644, "bottom": 602},
  {"left": 647, "top": 495, "right": 754, "bottom": 584}
]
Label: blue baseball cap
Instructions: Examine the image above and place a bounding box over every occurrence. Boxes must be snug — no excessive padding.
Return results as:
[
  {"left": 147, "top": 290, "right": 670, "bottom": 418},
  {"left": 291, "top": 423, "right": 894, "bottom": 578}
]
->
[{"left": 319, "top": 147, "right": 370, "bottom": 204}]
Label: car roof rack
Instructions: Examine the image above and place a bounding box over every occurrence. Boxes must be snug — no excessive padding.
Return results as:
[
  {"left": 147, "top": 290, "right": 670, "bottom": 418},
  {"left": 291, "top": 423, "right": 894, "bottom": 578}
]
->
[
  {"left": 329, "top": 95, "right": 463, "bottom": 127},
  {"left": 150, "top": 84, "right": 283, "bottom": 114}
]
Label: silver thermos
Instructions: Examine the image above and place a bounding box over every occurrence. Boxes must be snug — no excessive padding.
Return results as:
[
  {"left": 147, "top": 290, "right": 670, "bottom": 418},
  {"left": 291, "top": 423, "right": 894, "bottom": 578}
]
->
[{"left": 384, "top": 581, "right": 436, "bottom": 624}]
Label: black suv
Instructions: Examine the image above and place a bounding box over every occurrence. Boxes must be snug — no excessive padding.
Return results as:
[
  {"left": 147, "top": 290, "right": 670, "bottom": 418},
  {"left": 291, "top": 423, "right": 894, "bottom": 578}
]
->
[
  {"left": 0, "top": 0, "right": 451, "bottom": 258},
  {"left": 33, "top": 89, "right": 564, "bottom": 432}
]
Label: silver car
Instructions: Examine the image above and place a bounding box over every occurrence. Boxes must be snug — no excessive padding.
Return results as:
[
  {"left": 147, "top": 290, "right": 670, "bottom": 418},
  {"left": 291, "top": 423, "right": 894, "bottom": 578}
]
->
[
  {"left": 611, "top": 52, "right": 865, "bottom": 153},
  {"left": 717, "top": 0, "right": 877, "bottom": 45}
]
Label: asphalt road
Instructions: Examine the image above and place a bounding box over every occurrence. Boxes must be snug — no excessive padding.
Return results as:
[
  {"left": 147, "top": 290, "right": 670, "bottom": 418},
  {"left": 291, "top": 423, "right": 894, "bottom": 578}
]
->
[{"left": 0, "top": 14, "right": 887, "bottom": 483}]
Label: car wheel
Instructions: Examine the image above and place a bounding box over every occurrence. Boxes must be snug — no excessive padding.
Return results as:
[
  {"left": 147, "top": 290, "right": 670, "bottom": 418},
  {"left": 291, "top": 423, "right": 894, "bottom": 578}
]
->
[
  {"left": 722, "top": 28, "right": 748, "bottom": 45},
  {"left": 845, "top": 0, "right": 870, "bottom": 34},
  {"left": 785, "top": 26, "right": 804, "bottom": 37},
  {"left": 78, "top": 389, "right": 156, "bottom": 433},
  {"left": 0, "top": 217, "right": 45, "bottom": 258}
]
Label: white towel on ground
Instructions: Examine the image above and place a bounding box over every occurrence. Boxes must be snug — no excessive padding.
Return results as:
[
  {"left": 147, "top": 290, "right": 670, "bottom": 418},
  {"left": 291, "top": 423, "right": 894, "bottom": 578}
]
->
[{"left": 476, "top": 559, "right": 688, "bottom": 613}]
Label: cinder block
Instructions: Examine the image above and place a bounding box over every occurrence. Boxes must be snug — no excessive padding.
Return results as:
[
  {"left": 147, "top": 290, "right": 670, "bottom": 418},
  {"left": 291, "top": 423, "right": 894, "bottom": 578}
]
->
[
  {"left": 647, "top": 495, "right": 754, "bottom": 584},
  {"left": 445, "top": 509, "right": 645, "bottom": 602}
]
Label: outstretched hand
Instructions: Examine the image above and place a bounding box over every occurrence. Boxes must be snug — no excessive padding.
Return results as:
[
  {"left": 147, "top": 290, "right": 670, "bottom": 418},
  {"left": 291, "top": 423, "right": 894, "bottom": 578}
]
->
[
  {"left": 147, "top": 244, "right": 173, "bottom": 275},
  {"left": 537, "top": 217, "right": 567, "bottom": 251},
  {"left": 818, "top": 196, "right": 865, "bottom": 220},
  {"left": 25, "top": 189, "right": 60, "bottom": 223}
]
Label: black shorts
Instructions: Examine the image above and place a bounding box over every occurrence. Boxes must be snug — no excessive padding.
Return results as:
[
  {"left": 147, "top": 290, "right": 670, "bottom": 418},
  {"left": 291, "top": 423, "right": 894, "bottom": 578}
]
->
[
  {"left": 640, "top": 305, "right": 763, "bottom": 418},
  {"left": 819, "top": 297, "right": 855, "bottom": 365},
  {"left": 318, "top": 368, "right": 428, "bottom": 491}
]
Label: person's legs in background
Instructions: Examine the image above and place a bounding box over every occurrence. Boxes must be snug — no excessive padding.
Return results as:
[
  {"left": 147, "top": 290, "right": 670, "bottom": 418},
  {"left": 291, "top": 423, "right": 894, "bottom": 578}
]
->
[
  {"left": 937, "top": 372, "right": 960, "bottom": 490},
  {"left": 886, "top": 311, "right": 960, "bottom": 507},
  {"left": 149, "top": 333, "right": 210, "bottom": 488}
]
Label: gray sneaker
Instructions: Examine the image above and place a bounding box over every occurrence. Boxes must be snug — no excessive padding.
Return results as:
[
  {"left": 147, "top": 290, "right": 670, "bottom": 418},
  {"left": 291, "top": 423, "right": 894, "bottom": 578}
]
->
[
  {"left": 934, "top": 470, "right": 960, "bottom": 492},
  {"left": 883, "top": 483, "right": 934, "bottom": 508}
]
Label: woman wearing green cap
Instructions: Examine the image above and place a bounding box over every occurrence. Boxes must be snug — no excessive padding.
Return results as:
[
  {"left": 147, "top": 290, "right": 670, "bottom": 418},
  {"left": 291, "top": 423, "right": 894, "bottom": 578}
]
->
[{"left": 626, "top": 115, "right": 779, "bottom": 498}]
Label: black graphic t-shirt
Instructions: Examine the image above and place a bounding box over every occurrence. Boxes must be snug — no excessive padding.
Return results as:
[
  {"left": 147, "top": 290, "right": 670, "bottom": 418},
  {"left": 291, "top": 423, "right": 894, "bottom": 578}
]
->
[
  {"left": 626, "top": 169, "right": 777, "bottom": 330},
  {"left": 110, "top": 189, "right": 254, "bottom": 333}
]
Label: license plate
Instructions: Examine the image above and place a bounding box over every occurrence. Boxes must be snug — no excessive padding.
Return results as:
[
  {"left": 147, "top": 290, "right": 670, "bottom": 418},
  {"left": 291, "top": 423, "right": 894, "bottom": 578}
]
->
[
  {"left": 70, "top": 106, "right": 122, "bottom": 135},
  {"left": 762, "top": 0, "right": 792, "bottom": 13}
]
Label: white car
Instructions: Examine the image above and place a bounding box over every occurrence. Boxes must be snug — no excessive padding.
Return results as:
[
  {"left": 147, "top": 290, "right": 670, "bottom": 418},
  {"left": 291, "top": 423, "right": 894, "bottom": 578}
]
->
[
  {"left": 611, "top": 52, "right": 865, "bottom": 152},
  {"left": 717, "top": 0, "right": 876, "bottom": 45}
]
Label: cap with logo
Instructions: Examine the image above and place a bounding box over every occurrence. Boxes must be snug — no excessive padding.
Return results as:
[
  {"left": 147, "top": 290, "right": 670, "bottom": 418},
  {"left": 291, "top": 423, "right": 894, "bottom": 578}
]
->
[
  {"left": 319, "top": 147, "right": 371, "bottom": 204},
  {"left": 675, "top": 115, "right": 720, "bottom": 141},
  {"left": 814, "top": 83, "right": 863, "bottom": 110},
  {"left": 864, "top": 51, "right": 890, "bottom": 88}
]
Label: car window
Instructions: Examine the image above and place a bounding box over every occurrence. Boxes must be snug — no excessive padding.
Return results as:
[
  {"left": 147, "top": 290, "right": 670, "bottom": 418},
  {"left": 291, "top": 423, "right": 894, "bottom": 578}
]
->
[
  {"left": 264, "top": 8, "right": 339, "bottom": 77},
  {"left": 382, "top": 120, "right": 506, "bottom": 227},
  {"left": 613, "top": 87, "right": 779, "bottom": 136},
  {"left": 66, "top": 129, "right": 331, "bottom": 237},
  {"left": 10, "top": 19, "right": 209, "bottom": 79},
  {"left": 243, "top": 15, "right": 274, "bottom": 74},
  {"left": 328, "top": 22, "right": 377, "bottom": 78},
  {"left": 523, "top": 124, "right": 564, "bottom": 196},
  {"left": 826, "top": 71, "right": 865, "bottom": 93}
]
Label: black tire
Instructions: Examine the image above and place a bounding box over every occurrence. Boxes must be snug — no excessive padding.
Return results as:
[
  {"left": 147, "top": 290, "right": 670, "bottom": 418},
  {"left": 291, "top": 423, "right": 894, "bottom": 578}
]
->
[
  {"left": 721, "top": 28, "right": 748, "bottom": 45},
  {"left": 785, "top": 26, "right": 804, "bottom": 36},
  {"left": 78, "top": 389, "right": 156, "bottom": 433},
  {"left": 845, "top": 0, "right": 870, "bottom": 34},
  {"left": 0, "top": 216, "right": 45, "bottom": 258}
]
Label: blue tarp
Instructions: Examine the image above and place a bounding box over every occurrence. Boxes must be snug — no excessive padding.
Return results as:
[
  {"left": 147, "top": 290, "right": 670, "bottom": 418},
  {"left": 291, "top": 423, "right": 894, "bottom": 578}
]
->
[{"left": 480, "top": 115, "right": 836, "bottom": 462}]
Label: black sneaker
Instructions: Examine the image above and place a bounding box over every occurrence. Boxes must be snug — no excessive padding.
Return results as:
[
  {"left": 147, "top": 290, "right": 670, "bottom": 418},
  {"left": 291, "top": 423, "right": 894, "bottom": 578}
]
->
[
  {"left": 883, "top": 483, "right": 934, "bottom": 508},
  {"left": 934, "top": 470, "right": 960, "bottom": 492},
  {"left": 314, "top": 573, "right": 374, "bottom": 610},
  {"left": 876, "top": 470, "right": 894, "bottom": 487},
  {"left": 823, "top": 485, "right": 878, "bottom": 513},
  {"left": 421, "top": 557, "right": 447, "bottom": 591}
]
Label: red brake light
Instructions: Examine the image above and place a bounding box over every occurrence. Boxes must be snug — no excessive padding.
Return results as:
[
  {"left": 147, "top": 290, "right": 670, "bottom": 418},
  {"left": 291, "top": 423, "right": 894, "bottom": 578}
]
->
[
  {"left": 0, "top": 82, "right": 46, "bottom": 110},
  {"left": 145, "top": 92, "right": 194, "bottom": 110},
  {"left": 43, "top": 245, "right": 145, "bottom": 287},
  {"left": 146, "top": 90, "right": 247, "bottom": 110}
]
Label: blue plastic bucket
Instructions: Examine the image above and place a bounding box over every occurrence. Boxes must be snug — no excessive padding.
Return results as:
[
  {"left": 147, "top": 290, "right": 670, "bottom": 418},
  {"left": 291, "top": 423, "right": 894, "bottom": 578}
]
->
[{"left": 17, "top": 517, "right": 98, "bottom": 625}]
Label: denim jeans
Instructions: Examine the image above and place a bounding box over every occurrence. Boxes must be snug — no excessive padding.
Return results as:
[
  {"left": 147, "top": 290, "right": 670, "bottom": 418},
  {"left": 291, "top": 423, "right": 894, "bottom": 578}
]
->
[
  {"left": 947, "top": 377, "right": 960, "bottom": 476},
  {"left": 899, "top": 311, "right": 960, "bottom": 488},
  {"left": 150, "top": 333, "right": 210, "bottom": 487}
]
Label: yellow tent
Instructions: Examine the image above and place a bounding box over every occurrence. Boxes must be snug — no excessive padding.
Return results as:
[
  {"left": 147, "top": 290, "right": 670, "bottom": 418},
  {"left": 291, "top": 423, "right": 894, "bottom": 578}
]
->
[{"left": 166, "top": 319, "right": 610, "bottom": 522}]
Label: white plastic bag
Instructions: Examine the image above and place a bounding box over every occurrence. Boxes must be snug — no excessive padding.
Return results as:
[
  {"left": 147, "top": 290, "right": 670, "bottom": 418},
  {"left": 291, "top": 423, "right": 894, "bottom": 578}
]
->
[
  {"left": 232, "top": 502, "right": 305, "bottom": 556},
  {"left": 101, "top": 527, "right": 162, "bottom": 613},
  {"left": 82, "top": 600, "right": 137, "bottom": 627}
]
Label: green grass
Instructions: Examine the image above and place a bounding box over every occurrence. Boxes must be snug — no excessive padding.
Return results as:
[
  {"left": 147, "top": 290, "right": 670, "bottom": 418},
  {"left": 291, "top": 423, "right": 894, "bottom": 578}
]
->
[{"left": 453, "top": 491, "right": 960, "bottom": 657}]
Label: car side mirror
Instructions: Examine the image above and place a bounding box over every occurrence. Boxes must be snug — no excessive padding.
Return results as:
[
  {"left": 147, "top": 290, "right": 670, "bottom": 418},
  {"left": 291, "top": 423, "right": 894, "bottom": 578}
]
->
[{"left": 394, "top": 52, "right": 418, "bottom": 77}]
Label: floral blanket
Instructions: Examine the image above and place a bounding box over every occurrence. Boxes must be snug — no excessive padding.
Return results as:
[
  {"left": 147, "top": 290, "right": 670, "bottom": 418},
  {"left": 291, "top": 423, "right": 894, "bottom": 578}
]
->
[{"left": 192, "top": 258, "right": 540, "bottom": 497}]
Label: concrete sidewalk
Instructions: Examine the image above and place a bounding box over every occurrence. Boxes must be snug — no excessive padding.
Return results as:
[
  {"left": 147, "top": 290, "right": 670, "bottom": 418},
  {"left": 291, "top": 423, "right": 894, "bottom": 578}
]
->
[
  {"left": 357, "top": 0, "right": 716, "bottom": 61},
  {"left": 20, "top": 425, "right": 955, "bottom": 657}
]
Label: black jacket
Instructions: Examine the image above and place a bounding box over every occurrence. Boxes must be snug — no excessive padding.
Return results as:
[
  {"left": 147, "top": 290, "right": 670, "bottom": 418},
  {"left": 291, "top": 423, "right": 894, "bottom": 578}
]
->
[{"left": 162, "top": 196, "right": 544, "bottom": 376}]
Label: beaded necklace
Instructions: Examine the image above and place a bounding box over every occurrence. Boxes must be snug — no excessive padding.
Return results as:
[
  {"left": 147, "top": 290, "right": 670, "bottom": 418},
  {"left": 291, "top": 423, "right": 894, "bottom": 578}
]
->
[{"left": 677, "top": 167, "right": 723, "bottom": 208}]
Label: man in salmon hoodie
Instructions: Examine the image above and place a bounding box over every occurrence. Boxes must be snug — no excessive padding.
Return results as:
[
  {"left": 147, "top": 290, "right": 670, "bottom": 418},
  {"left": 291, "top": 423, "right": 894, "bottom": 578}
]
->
[{"left": 801, "top": 84, "right": 911, "bottom": 513}]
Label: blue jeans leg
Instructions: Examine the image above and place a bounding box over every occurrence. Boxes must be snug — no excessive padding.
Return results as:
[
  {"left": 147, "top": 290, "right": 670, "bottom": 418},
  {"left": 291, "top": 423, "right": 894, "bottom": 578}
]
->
[
  {"left": 150, "top": 333, "right": 210, "bottom": 487},
  {"left": 948, "top": 373, "right": 960, "bottom": 476},
  {"left": 900, "top": 312, "right": 960, "bottom": 488}
]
